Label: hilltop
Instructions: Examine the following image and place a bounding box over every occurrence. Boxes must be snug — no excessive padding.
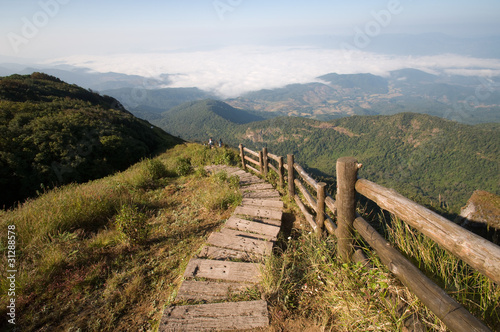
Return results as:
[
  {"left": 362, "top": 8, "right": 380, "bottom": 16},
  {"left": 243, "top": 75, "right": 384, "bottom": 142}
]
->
[
  {"left": 0, "top": 73, "right": 183, "bottom": 208},
  {"left": 152, "top": 101, "right": 499, "bottom": 214},
  {"left": 154, "top": 99, "right": 265, "bottom": 144}
]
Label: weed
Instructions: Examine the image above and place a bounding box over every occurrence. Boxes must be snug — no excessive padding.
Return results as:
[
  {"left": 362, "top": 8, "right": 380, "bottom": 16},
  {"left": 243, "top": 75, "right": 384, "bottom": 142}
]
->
[
  {"left": 175, "top": 157, "right": 192, "bottom": 176},
  {"left": 114, "top": 205, "right": 150, "bottom": 245}
]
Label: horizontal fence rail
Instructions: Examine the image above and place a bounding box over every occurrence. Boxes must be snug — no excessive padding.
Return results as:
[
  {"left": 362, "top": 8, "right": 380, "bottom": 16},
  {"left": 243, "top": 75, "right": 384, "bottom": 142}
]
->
[{"left": 237, "top": 144, "right": 498, "bottom": 332}]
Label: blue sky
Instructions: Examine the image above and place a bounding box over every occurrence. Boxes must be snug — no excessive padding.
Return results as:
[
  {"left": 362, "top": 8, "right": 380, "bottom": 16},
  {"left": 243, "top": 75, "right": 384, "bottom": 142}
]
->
[
  {"left": 1, "top": 0, "right": 500, "bottom": 97},
  {"left": 2, "top": 0, "right": 500, "bottom": 58}
]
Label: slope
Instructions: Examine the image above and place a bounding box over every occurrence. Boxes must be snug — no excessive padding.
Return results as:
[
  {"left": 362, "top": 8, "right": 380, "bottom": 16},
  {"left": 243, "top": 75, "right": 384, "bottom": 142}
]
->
[
  {"left": 153, "top": 99, "right": 264, "bottom": 144},
  {"left": 236, "top": 113, "right": 499, "bottom": 213},
  {"left": 0, "top": 72, "right": 183, "bottom": 208}
]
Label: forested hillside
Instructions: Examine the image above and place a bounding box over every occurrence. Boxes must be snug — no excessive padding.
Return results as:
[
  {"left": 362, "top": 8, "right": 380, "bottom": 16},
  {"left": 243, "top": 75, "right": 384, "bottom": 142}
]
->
[
  {"left": 0, "top": 73, "right": 182, "bottom": 208},
  {"left": 153, "top": 100, "right": 499, "bottom": 213},
  {"left": 154, "top": 99, "right": 264, "bottom": 143}
]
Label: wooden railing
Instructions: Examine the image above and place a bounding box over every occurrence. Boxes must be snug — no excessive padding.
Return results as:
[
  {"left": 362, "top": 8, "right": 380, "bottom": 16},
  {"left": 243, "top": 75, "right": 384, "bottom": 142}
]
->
[{"left": 238, "top": 144, "right": 500, "bottom": 332}]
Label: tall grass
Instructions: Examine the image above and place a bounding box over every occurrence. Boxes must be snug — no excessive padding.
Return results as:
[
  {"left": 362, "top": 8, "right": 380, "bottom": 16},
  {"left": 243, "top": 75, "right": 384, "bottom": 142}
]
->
[
  {"left": 261, "top": 230, "right": 433, "bottom": 331},
  {"left": 0, "top": 143, "right": 243, "bottom": 331},
  {"left": 384, "top": 215, "right": 500, "bottom": 328}
]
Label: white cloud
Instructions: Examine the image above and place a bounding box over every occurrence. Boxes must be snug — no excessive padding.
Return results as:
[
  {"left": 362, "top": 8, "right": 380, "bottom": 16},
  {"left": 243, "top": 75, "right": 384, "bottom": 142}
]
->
[{"left": 46, "top": 46, "right": 500, "bottom": 98}]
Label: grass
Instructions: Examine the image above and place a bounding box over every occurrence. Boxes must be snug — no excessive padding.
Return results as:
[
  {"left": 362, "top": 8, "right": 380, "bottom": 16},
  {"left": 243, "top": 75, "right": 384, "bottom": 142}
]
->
[
  {"left": 384, "top": 215, "right": 500, "bottom": 328},
  {"left": 259, "top": 168, "right": 499, "bottom": 331},
  {"left": 0, "top": 143, "right": 242, "bottom": 331},
  {"left": 1, "top": 142, "right": 497, "bottom": 331}
]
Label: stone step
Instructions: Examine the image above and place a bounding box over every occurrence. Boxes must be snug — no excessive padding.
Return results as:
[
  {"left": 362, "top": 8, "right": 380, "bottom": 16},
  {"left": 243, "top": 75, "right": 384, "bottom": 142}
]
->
[
  {"left": 241, "top": 198, "right": 284, "bottom": 210},
  {"left": 159, "top": 300, "right": 269, "bottom": 331},
  {"left": 197, "top": 245, "right": 262, "bottom": 262},
  {"left": 206, "top": 228, "right": 274, "bottom": 258},
  {"left": 225, "top": 216, "right": 281, "bottom": 240},
  {"left": 234, "top": 206, "right": 283, "bottom": 221},
  {"left": 240, "top": 183, "right": 274, "bottom": 191},
  {"left": 176, "top": 280, "right": 253, "bottom": 302},
  {"left": 183, "top": 258, "right": 261, "bottom": 283},
  {"left": 242, "top": 190, "right": 280, "bottom": 199}
]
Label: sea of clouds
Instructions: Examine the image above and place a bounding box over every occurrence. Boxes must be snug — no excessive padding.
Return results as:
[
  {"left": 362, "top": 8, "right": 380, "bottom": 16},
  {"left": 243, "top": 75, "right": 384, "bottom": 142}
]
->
[{"left": 46, "top": 45, "right": 500, "bottom": 98}]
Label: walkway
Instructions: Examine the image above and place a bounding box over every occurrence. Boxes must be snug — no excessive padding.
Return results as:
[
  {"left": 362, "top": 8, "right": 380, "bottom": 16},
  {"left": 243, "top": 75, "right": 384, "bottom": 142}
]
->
[{"left": 159, "top": 165, "right": 284, "bottom": 331}]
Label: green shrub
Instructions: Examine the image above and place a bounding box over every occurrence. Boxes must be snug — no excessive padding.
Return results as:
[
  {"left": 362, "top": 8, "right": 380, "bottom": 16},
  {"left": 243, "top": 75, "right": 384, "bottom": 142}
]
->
[
  {"left": 146, "top": 159, "right": 169, "bottom": 180},
  {"left": 175, "top": 157, "right": 192, "bottom": 176},
  {"left": 115, "top": 205, "right": 150, "bottom": 245}
]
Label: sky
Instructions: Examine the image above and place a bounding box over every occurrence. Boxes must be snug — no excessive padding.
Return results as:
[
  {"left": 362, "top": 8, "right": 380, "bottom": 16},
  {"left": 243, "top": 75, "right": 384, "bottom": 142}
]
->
[{"left": 1, "top": 0, "right": 500, "bottom": 96}]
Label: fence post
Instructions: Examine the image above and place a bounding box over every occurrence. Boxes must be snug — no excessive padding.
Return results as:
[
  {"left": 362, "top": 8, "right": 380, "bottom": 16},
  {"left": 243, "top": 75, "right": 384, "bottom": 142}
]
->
[
  {"left": 262, "top": 147, "right": 268, "bottom": 177},
  {"left": 259, "top": 150, "right": 264, "bottom": 175},
  {"left": 287, "top": 154, "right": 295, "bottom": 196},
  {"left": 336, "top": 157, "right": 359, "bottom": 263},
  {"left": 239, "top": 144, "right": 246, "bottom": 171},
  {"left": 316, "top": 182, "right": 326, "bottom": 239},
  {"left": 278, "top": 156, "right": 284, "bottom": 189}
]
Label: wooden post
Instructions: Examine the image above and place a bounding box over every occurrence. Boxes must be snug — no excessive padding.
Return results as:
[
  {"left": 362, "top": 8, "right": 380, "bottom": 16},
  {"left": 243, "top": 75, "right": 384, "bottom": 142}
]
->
[
  {"left": 258, "top": 150, "right": 264, "bottom": 175},
  {"left": 262, "top": 147, "right": 268, "bottom": 177},
  {"left": 287, "top": 154, "right": 295, "bottom": 196},
  {"left": 336, "top": 157, "right": 359, "bottom": 263},
  {"left": 278, "top": 156, "right": 284, "bottom": 189},
  {"left": 239, "top": 144, "right": 246, "bottom": 171},
  {"left": 316, "top": 182, "right": 327, "bottom": 239}
]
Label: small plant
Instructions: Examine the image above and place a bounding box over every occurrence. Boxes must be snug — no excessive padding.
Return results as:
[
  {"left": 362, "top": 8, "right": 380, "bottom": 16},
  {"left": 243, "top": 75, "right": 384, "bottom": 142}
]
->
[
  {"left": 175, "top": 157, "right": 192, "bottom": 176},
  {"left": 146, "top": 159, "right": 169, "bottom": 180},
  {"left": 115, "top": 205, "right": 150, "bottom": 245}
]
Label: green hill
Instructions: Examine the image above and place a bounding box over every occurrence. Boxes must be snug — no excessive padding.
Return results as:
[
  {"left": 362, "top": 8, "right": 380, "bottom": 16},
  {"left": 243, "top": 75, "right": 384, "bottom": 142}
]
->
[
  {"left": 153, "top": 99, "right": 264, "bottom": 144},
  {"left": 152, "top": 101, "right": 499, "bottom": 213},
  {"left": 238, "top": 114, "right": 499, "bottom": 213},
  {"left": 102, "top": 87, "right": 214, "bottom": 120},
  {"left": 0, "top": 73, "right": 183, "bottom": 208}
]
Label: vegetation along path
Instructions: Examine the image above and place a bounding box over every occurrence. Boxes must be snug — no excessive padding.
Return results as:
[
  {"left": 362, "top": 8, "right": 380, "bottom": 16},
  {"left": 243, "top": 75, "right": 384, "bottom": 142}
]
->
[{"left": 159, "top": 165, "right": 284, "bottom": 331}]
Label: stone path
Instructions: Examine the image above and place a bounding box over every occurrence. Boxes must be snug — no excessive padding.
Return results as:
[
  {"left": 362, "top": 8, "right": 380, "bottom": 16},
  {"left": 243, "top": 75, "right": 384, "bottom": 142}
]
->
[{"left": 159, "top": 165, "right": 283, "bottom": 331}]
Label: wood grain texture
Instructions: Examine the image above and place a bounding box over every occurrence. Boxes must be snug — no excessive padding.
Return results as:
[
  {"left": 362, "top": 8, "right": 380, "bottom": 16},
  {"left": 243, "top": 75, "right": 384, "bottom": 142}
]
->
[
  {"left": 241, "top": 198, "right": 284, "bottom": 210},
  {"left": 183, "top": 259, "right": 262, "bottom": 283},
  {"left": 234, "top": 206, "right": 282, "bottom": 221},
  {"left": 225, "top": 216, "right": 281, "bottom": 239},
  {"left": 207, "top": 229, "right": 274, "bottom": 257},
  {"left": 159, "top": 300, "right": 269, "bottom": 331},
  {"left": 197, "top": 245, "right": 261, "bottom": 262},
  {"left": 356, "top": 178, "right": 500, "bottom": 285},
  {"left": 176, "top": 280, "right": 253, "bottom": 302}
]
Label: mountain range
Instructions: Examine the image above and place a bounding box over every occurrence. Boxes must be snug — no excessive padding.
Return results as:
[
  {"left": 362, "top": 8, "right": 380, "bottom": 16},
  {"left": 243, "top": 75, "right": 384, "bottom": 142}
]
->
[
  {"left": 1, "top": 70, "right": 499, "bottom": 214},
  {"left": 226, "top": 69, "right": 500, "bottom": 124},
  {"left": 149, "top": 98, "right": 499, "bottom": 214}
]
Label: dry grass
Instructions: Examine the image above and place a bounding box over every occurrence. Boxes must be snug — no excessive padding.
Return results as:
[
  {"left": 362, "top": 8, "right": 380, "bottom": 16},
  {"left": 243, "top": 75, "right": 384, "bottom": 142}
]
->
[{"left": 0, "top": 143, "right": 241, "bottom": 331}]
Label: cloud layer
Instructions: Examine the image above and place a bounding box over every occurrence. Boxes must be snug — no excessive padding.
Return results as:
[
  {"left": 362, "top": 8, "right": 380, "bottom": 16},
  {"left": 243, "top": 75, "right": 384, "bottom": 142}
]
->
[{"left": 47, "top": 46, "right": 500, "bottom": 97}]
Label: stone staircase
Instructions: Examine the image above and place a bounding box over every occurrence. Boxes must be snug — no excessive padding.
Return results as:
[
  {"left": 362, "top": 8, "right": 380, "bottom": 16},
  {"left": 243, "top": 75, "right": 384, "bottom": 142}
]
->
[{"left": 159, "top": 165, "right": 284, "bottom": 331}]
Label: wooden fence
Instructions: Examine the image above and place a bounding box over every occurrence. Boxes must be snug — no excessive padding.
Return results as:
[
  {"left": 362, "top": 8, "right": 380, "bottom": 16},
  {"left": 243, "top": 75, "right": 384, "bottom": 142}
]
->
[{"left": 238, "top": 144, "right": 500, "bottom": 332}]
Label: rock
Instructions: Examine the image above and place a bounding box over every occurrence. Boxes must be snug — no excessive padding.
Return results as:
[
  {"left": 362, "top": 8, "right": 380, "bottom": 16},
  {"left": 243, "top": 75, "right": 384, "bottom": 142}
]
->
[{"left": 456, "top": 190, "right": 500, "bottom": 230}]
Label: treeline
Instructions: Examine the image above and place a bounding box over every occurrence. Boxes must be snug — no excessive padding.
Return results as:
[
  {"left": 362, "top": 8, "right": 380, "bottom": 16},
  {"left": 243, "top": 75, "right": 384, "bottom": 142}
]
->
[
  {"left": 239, "top": 114, "right": 499, "bottom": 213},
  {"left": 0, "top": 73, "right": 182, "bottom": 208},
  {"left": 151, "top": 99, "right": 499, "bottom": 214}
]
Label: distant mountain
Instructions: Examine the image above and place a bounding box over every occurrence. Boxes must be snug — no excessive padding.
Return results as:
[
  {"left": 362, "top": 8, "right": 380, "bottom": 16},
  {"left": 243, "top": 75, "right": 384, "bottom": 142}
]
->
[
  {"left": 153, "top": 99, "right": 265, "bottom": 145},
  {"left": 318, "top": 73, "right": 389, "bottom": 94},
  {"left": 152, "top": 100, "right": 499, "bottom": 214},
  {"left": 0, "top": 72, "right": 182, "bottom": 207},
  {"left": 0, "top": 64, "right": 174, "bottom": 92},
  {"left": 226, "top": 69, "right": 500, "bottom": 124},
  {"left": 102, "top": 87, "right": 215, "bottom": 120},
  {"left": 389, "top": 68, "right": 438, "bottom": 83}
]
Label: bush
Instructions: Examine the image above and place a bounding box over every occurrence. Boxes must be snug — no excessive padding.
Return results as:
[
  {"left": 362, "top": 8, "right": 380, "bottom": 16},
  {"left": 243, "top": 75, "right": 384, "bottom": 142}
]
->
[
  {"left": 145, "top": 158, "right": 169, "bottom": 180},
  {"left": 175, "top": 157, "right": 192, "bottom": 176},
  {"left": 115, "top": 205, "right": 150, "bottom": 245}
]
